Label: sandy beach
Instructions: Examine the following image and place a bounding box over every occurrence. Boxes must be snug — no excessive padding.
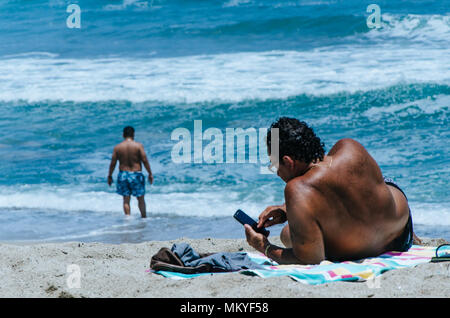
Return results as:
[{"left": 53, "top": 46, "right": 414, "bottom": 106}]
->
[{"left": 1, "top": 237, "right": 449, "bottom": 298}]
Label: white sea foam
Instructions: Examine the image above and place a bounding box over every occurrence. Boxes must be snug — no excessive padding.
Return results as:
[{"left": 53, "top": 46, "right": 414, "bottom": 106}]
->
[
  {"left": 367, "top": 14, "right": 450, "bottom": 44},
  {"left": 411, "top": 202, "right": 450, "bottom": 227},
  {"left": 363, "top": 94, "right": 450, "bottom": 121},
  {"left": 103, "top": 0, "right": 155, "bottom": 11},
  {"left": 222, "top": 0, "right": 253, "bottom": 8},
  {"left": 0, "top": 44, "right": 448, "bottom": 103},
  {"left": 0, "top": 185, "right": 273, "bottom": 218},
  {"left": 0, "top": 184, "right": 448, "bottom": 227}
]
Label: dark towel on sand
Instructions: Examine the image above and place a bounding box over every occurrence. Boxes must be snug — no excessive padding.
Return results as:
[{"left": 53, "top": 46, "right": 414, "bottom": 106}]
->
[{"left": 150, "top": 243, "right": 264, "bottom": 274}]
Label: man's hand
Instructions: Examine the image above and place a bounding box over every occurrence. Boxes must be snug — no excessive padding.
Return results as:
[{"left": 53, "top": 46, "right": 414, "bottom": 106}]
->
[
  {"left": 257, "top": 205, "right": 287, "bottom": 229},
  {"left": 148, "top": 174, "right": 154, "bottom": 185},
  {"left": 244, "top": 224, "right": 270, "bottom": 254},
  {"left": 107, "top": 175, "right": 113, "bottom": 186}
]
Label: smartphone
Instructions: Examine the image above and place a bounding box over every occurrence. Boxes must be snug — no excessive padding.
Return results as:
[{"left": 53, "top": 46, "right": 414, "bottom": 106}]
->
[{"left": 233, "top": 209, "right": 270, "bottom": 236}]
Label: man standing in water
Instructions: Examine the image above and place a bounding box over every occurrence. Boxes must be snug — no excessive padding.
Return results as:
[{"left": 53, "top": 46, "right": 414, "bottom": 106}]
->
[
  {"left": 108, "top": 126, "right": 153, "bottom": 218},
  {"left": 245, "top": 117, "right": 420, "bottom": 264}
]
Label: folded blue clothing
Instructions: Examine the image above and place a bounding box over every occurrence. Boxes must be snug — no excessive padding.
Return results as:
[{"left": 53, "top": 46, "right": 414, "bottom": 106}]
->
[{"left": 171, "top": 243, "right": 266, "bottom": 272}]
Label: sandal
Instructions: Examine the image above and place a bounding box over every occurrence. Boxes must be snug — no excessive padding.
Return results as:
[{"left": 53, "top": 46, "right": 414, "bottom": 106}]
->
[{"left": 431, "top": 244, "right": 450, "bottom": 263}]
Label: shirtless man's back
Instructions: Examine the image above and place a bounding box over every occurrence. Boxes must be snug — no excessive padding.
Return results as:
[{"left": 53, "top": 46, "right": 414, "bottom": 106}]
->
[
  {"left": 293, "top": 138, "right": 410, "bottom": 260},
  {"left": 245, "top": 117, "right": 418, "bottom": 264},
  {"left": 108, "top": 126, "right": 153, "bottom": 218}
]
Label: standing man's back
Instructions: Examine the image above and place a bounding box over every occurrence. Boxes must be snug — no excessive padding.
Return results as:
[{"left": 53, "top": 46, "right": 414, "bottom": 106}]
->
[{"left": 108, "top": 126, "right": 154, "bottom": 218}]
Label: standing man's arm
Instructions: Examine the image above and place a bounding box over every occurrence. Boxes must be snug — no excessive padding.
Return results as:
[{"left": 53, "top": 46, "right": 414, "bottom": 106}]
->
[
  {"left": 108, "top": 147, "right": 118, "bottom": 186},
  {"left": 139, "top": 144, "right": 153, "bottom": 184}
]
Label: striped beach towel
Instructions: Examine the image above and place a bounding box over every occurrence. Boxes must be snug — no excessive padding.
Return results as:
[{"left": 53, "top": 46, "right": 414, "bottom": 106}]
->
[{"left": 151, "top": 245, "right": 450, "bottom": 284}]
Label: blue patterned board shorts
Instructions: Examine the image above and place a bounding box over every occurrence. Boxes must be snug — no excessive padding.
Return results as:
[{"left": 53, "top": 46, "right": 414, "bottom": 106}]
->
[{"left": 116, "top": 171, "right": 145, "bottom": 197}]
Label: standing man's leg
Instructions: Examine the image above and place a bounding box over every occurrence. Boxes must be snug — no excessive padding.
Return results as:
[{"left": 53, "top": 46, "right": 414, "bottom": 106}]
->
[
  {"left": 123, "top": 196, "right": 131, "bottom": 216},
  {"left": 137, "top": 196, "right": 146, "bottom": 218},
  {"left": 117, "top": 171, "right": 132, "bottom": 216}
]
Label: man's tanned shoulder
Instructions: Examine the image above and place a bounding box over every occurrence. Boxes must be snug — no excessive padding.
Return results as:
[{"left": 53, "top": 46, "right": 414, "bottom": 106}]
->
[
  {"left": 331, "top": 138, "right": 367, "bottom": 155},
  {"left": 284, "top": 179, "right": 318, "bottom": 214}
]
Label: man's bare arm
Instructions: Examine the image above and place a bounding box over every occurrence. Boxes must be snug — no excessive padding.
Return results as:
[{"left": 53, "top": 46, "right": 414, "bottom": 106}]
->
[
  {"left": 260, "top": 215, "right": 325, "bottom": 265},
  {"left": 247, "top": 182, "right": 325, "bottom": 265},
  {"left": 139, "top": 144, "right": 153, "bottom": 184},
  {"left": 257, "top": 203, "right": 287, "bottom": 228},
  {"left": 108, "top": 147, "right": 118, "bottom": 186},
  {"left": 281, "top": 181, "right": 325, "bottom": 264},
  {"left": 244, "top": 225, "right": 306, "bottom": 264}
]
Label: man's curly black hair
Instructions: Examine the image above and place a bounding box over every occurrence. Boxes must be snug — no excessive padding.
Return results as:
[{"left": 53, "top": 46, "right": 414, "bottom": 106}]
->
[{"left": 267, "top": 117, "right": 325, "bottom": 164}]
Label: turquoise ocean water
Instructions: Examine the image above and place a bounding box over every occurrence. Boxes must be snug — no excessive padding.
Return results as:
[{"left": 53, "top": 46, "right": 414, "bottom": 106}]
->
[{"left": 0, "top": 0, "right": 448, "bottom": 243}]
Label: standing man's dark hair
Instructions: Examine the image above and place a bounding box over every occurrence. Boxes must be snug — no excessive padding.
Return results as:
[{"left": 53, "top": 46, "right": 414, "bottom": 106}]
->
[
  {"left": 123, "top": 126, "right": 135, "bottom": 138},
  {"left": 267, "top": 117, "right": 325, "bottom": 164}
]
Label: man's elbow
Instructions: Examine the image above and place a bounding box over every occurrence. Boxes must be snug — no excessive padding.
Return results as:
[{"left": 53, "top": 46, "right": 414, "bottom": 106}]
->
[{"left": 291, "top": 249, "right": 325, "bottom": 265}]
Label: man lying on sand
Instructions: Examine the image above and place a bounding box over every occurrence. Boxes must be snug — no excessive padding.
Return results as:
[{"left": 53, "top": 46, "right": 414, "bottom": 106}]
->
[
  {"left": 108, "top": 126, "right": 154, "bottom": 218},
  {"left": 245, "top": 117, "right": 421, "bottom": 265}
]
